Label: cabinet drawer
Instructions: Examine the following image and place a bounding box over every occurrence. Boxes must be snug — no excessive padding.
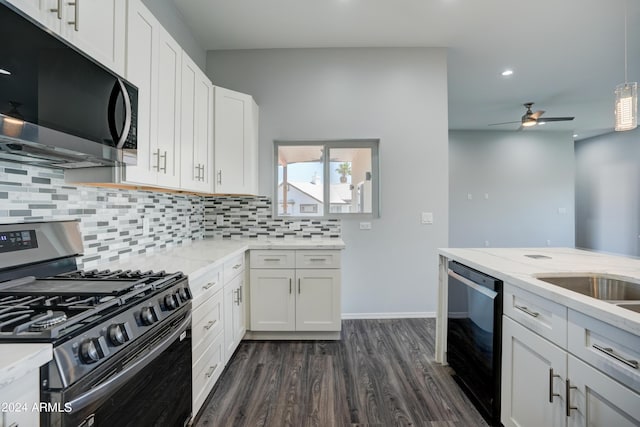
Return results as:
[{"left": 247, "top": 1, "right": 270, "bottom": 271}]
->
[
  {"left": 504, "top": 283, "right": 567, "bottom": 347},
  {"left": 190, "top": 264, "right": 222, "bottom": 303},
  {"left": 568, "top": 309, "right": 640, "bottom": 391},
  {"left": 192, "top": 331, "right": 225, "bottom": 417},
  {"left": 192, "top": 290, "right": 224, "bottom": 350},
  {"left": 224, "top": 253, "right": 245, "bottom": 282},
  {"left": 295, "top": 250, "right": 341, "bottom": 269},
  {"left": 250, "top": 250, "right": 295, "bottom": 269}
]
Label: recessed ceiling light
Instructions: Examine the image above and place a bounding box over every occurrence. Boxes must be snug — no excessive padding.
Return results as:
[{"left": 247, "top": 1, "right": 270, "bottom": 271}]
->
[
  {"left": 501, "top": 69, "right": 513, "bottom": 77},
  {"left": 0, "top": 69, "right": 10, "bottom": 75}
]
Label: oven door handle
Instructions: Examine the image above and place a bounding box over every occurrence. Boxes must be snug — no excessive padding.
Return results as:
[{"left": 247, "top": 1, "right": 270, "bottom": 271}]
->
[
  {"left": 448, "top": 269, "right": 498, "bottom": 299},
  {"left": 66, "top": 312, "right": 191, "bottom": 411}
]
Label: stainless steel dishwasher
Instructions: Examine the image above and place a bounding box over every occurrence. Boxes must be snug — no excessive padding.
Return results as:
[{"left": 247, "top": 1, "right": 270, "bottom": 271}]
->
[{"left": 447, "top": 260, "right": 503, "bottom": 426}]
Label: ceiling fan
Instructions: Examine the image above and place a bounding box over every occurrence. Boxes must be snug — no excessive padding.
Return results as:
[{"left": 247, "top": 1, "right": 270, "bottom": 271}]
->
[{"left": 489, "top": 102, "right": 574, "bottom": 129}]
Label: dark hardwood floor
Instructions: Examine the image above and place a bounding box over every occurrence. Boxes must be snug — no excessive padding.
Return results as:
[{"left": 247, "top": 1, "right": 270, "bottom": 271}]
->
[{"left": 195, "top": 318, "right": 488, "bottom": 427}]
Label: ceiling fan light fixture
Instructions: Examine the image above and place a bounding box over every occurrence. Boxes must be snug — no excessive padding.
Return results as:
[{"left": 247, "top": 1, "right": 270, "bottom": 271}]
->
[
  {"left": 522, "top": 118, "right": 537, "bottom": 127},
  {"left": 615, "top": 82, "right": 637, "bottom": 131}
]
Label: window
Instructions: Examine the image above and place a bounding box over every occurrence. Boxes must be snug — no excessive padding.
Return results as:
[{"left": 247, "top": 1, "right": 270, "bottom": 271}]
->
[{"left": 274, "top": 139, "right": 379, "bottom": 218}]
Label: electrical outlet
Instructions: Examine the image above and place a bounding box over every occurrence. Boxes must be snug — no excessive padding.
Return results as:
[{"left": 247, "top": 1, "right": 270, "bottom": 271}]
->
[
  {"left": 359, "top": 222, "right": 372, "bottom": 230},
  {"left": 184, "top": 216, "right": 190, "bottom": 231},
  {"left": 467, "top": 193, "right": 473, "bottom": 200},
  {"left": 142, "top": 217, "right": 150, "bottom": 235},
  {"left": 216, "top": 215, "right": 224, "bottom": 226},
  {"left": 289, "top": 222, "right": 301, "bottom": 230},
  {"left": 484, "top": 240, "right": 490, "bottom": 247}
]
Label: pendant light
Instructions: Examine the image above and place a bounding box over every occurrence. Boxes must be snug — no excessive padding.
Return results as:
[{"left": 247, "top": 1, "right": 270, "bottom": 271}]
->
[{"left": 615, "top": 0, "right": 637, "bottom": 131}]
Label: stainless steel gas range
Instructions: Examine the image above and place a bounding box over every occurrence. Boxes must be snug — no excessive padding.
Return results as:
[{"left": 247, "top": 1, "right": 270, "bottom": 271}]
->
[{"left": 0, "top": 220, "right": 193, "bottom": 427}]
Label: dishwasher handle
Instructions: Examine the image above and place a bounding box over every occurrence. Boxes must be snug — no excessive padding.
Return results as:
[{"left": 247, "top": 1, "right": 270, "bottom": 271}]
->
[{"left": 448, "top": 269, "right": 498, "bottom": 299}]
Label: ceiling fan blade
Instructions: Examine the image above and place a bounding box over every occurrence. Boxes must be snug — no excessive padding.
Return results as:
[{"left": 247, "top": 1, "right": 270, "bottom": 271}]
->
[
  {"left": 538, "top": 116, "right": 575, "bottom": 122},
  {"left": 530, "top": 110, "right": 545, "bottom": 120},
  {"left": 516, "top": 124, "right": 524, "bottom": 131},
  {"left": 488, "top": 121, "right": 521, "bottom": 126}
]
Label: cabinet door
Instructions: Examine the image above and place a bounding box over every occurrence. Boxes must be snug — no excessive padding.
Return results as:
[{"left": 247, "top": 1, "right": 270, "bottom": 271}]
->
[
  {"left": 501, "top": 316, "right": 566, "bottom": 427},
  {"left": 155, "top": 28, "right": 181, "bottom": 188},
  {"left": 180, "top": 53, "right": 213, "bottom": 193},
  {"left": 123, "top": 0, "right": 158, "bottom": 185},
  {"left": 567, "top": 355, "right": 640, "bottom": 427},
  {"left": 249, "top": 269, "right": 295, "bottom": 331},
  {"left": 60, "top": 0, "right": 125, "bottom": 74},
  {"left": 7, "top": 0, "right": 62, "bottom": 33},
  {"left": 214, "top": 87, "right": 254, "bottom": 194},
  {"left": 295, "top": 269, "right": 341, "bottom": 331}
]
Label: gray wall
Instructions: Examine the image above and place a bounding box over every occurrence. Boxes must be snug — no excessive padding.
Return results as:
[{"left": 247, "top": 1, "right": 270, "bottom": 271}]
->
[
  {"left": 449, "top": 130, "right": 575, "bottom": 248},
  {"left": 575, "top": 128, "right": 640, "bottom": 256},
  {"left": 141, "top": 0, "right": 206, "bottom": 69},
  {"left": 207, "top": 48, "right": 449, "bottom": 317}
]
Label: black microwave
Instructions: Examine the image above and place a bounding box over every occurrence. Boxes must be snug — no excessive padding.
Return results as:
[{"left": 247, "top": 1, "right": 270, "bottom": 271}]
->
[{"left": 0, "top": 1, "right": 138, "bottom": 168}]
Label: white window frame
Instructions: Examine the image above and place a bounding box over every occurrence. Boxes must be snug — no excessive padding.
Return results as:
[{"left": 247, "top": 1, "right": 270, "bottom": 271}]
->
[{"left": 274, "top": 139, "right": 380, "bottom": 219}]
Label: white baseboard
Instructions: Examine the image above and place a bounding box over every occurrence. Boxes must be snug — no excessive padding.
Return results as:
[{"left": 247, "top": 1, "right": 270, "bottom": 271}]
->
[{"left": 341, "top": 312, "right": 435, "bottom": 320}]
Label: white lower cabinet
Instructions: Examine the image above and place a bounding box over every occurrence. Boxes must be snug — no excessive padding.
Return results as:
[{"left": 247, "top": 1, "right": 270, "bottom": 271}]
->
[
  {"left": 501, "top": 283, "right": 640, "bottom": 427},
  {"left": 0, "top": 370, "right": 40, "bottom": 427},
  {"left": 223, "top": 254, "right": 246, "bottom": 363},
  {"left": 249, "top": 250, "right": 342, "bottom": 335}
]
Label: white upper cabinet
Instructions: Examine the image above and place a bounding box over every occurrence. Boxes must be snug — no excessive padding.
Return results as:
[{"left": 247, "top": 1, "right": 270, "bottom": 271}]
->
[
  {"left": 8, "top": 0, "right": 126, "bottom": 75},
  {"left": 180, "top": 53, "right": 214, "bottom": 193},
  {"left": 214, "top": 87, "right": 259, "bottom": 195},
  {"left": 124, "top": 0, "right": 180, "bottom": 189}
]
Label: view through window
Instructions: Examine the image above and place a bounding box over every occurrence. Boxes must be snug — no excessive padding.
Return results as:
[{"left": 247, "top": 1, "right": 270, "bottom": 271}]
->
[{"left": 275, "top": 140, "right": 379, "bottom": 218}]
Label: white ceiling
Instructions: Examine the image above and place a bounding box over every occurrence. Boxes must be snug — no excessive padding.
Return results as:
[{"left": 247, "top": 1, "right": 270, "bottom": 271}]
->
[{"left": 174, "top": 0, "right": 640, "bottom": 140}]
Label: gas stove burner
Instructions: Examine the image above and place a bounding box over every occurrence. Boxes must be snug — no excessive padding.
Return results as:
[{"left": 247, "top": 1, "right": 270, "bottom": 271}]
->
[{"left": 29, "top": 311, "right": 68, "bottom": 331}]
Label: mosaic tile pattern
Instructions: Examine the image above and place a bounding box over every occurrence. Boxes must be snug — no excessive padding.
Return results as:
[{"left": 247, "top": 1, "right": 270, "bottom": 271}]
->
[
  {"left": 0, "top": 161, "right": 205, "bottom": 269},
  {"left": 203, "top": 196, "right": 341, "bottom": 239}
]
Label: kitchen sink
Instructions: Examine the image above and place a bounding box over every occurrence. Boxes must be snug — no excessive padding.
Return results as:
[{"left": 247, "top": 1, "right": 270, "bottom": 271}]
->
[
  {"left": 535, "top": 274, "right": 640, "bottom": 301},
  {"left": 615, "top": 303, "right": 640, "bottom": 314}
]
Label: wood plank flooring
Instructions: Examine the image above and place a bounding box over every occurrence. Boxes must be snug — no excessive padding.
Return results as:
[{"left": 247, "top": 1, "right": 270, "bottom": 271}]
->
[{"left": 195, "top": 318, "right": 488, "bottom": 427}]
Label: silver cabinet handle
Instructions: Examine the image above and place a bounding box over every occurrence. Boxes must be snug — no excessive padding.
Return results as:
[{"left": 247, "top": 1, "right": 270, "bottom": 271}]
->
[
  {"left": 205, "top": 364, "right": 218, "bottom": 378},
  {"left": 195, "top": 164, "right": 201, "bottom": 181},
  {"left": 233, "top": 289, "right": 239, "bottom": 305},
  {"left": 289, "top": 278, "right": 292, "bottom": 294},
  {"left": 298, "top": 278, "right": 301, "bottom": 294},
  {"left": 514, "top": 304, "right": 540, "bottom": 318},
  {"left": 309, "top": 258, "right": 326, "bottom": 262},
  {"left": 549, "top": 368, "right": 561, "bottom": 403},
  {"left": 204, "top": 320, "right": 216, "bottom": 330},
  {"left": 50, "top": 0, "right": 63, "bottom": 19},
  {"left": 67, "top": 0, "right": 79, "bottom": 31},
  {"left": 239, "top": 285, "right": 242, "bottom": 303},
  {"left": 217, "top": 170, "right": 222, "bottom": 185},
  {"left": 565, "top": 379, "right": 577, "bottom": 416},
  {"left": 593, "top": 344, "right": 639, "bottom": 369},
  {"left": 202, "top": 282, "right": 215, "bottom": 290},
  {"left": 159, "top": 151, "right": 167, "bottom": 172},
  {"left": 152, "top": 148, "right": 161, "bottom": 170},
  {"left": 199, "top": 164, "right": 205, "bottom": 181},
  {"left": 264, "top": 258, "right": 281, "bottom": 262}
]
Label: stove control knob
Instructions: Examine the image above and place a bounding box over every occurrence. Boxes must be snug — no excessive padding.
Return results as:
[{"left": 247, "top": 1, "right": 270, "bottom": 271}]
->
[
  {"left": 164, "top": 294, "right": 177, "bottom": 311},
  {"left": 178, "top": 287, "right": 191, "bottom": 302},
  {"left": 80, "top": 339, "right": 102, "bottom": 364},
  {"left": 107, "top": 324, "right": 129, "bottom": 346},
  {"left": 140, "top": 306, "right": 156, "bottom": 325}
]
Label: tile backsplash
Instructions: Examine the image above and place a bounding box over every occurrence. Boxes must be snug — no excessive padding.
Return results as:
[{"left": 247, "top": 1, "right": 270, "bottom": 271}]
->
[
  {"left": 0, "top": 161, "right": 341, "bottom": 269},
  {"left": 0, "top": 161, "right": 204, "bottom": 269},
  {"left": 203, "top": 196, "right": 341, "bottom": 239}
]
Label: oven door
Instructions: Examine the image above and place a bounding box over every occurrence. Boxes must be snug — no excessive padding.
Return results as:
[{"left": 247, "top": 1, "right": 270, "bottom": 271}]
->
[
  {"left": 43, "top": 309, "right": 192, "bottom": 427},
  {"left": 447, "top": 266, "right": 502, "bottom": 425}
]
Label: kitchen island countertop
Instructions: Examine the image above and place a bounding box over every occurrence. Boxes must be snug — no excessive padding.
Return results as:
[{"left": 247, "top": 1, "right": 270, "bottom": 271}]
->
[{"left": 435, "top": 247, "right": 640, "bottom": 363}]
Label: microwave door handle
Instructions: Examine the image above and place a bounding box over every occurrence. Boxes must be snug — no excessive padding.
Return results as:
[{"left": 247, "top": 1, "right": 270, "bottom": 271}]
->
[{"left": 108, "top": 79, "right": 132, "bottom": 149}]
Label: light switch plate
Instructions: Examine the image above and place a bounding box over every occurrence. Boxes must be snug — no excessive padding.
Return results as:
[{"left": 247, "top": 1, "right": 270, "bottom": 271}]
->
[
  {"left": 421, "top": 212, "right": 433, "bottom": 224},
  {"left": 216, "top": 215, "right": 224, "bottom": 226}
]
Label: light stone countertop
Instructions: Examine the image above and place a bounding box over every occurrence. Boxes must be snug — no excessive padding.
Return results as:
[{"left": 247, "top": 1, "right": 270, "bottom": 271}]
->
[
  {"left": 437, "top": 247, "right": 640, "bottom": 336},
  {"left": 0, "top": 343, "right": 52, "bottom": 390},
  {"left": 98, "top": 237, "right": 345, "bottom": 284}
]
